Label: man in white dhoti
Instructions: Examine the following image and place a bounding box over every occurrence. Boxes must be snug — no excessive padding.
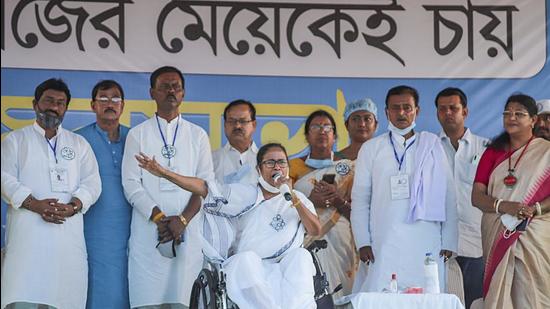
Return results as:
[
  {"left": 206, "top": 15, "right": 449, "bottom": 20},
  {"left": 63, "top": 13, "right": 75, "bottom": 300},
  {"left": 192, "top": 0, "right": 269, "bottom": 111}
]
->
[
  {"left": 135, "top": 143, "right": 322, "bottom": 309},
  {"left": 212, "top": 99, "right": 259, "bottom": 186},
  {"left": 121, "top": 66, "right": 214, "bottom": 308},
  {"left": 351, "top": 85, "right": 458, "bottom": 293},
  {"left": 1, "top": 78, "right": 101, "bottom": 309}
]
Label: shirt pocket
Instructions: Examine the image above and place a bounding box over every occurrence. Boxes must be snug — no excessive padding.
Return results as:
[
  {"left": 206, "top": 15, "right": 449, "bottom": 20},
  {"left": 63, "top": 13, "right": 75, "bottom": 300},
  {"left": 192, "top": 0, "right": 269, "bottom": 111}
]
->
[{"left": 458, "top": 158, "right": 477, "bottom": 185}]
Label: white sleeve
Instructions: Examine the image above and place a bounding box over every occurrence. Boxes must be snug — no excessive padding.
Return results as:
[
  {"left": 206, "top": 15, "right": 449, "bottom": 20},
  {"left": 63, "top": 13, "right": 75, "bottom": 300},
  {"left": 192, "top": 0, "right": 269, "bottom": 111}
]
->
[
  {"left": 121, "top": 129, "right": 157, "bottom": 219},
  {"left": 1, "top": 133, "right": 32, "bottom": 208},
  {"left": 203, "top": 181, "right": 257, "bottom": 217},
  {"left": 73, "top": 137, "right": 101, "bottom": 213},
  {"left": 351, "top": 143, "right": 373, "bottom": 249},
  {"left": 441, "top": 149, "right": 458, "bottom": 252},
  {"left": 194, "top": 129, "right": 215, "bottom": 181},
  {"left": 295, "top": 190, "right": 317, "bottom": 216}
]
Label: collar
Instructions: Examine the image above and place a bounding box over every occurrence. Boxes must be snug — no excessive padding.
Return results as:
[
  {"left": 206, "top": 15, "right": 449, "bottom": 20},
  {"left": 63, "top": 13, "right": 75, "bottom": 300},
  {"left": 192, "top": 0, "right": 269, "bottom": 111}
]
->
[
  {"left": 155, "top": 113, "right": 180, "bottom": 126},
  {"left": 93, "top": 122, "right": 121, "bottom": 143},
  {"left": 33, "top": 121, "right": 62, "bottom": 139},
  {"left": 390, "top": 131, "right": 416, "bottom": 147},
  {"left": 439, "top": 128, "right": 472, "bottom": 145},
  {"left": 224, "top": 141, "right": 258, "bottom": 154}
]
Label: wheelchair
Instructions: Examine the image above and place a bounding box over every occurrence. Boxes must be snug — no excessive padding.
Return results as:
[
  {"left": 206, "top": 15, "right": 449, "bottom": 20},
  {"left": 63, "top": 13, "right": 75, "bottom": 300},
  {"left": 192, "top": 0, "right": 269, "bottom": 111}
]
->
[{"left": 189, "top": 240, "right": 337, "bottom": 309}]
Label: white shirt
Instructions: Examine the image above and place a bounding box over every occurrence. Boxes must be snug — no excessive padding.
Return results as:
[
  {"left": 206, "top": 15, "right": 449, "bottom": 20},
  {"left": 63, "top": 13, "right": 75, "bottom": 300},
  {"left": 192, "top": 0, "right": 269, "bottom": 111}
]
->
[
  {"left": 212, "top": 142, "right": 259, "bottom": 185},
  {"left": 1, "top": 122, "right": 101, "bottom": 309},
  {"left": 121, "top": 115, "right": 214, "bottom": 307},
  {"left": 351, "top": 131, "right": 457, "bottom": 292},
  {"left": 439, "top": 128, "right": 489, "bottom": 258}
]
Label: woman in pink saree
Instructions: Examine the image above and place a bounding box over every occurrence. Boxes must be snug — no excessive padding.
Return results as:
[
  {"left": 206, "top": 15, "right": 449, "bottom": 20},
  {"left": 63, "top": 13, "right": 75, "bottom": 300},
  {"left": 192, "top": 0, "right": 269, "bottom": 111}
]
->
[{"left": 472, "top": 94, "right": 550, "bottom": 309}]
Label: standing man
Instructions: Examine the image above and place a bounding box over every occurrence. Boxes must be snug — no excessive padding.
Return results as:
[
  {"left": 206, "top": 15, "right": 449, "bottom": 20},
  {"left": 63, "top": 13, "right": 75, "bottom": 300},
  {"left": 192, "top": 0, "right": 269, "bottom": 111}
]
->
[
  {"left": 212, "top": 99, "right": 258, "bottom": 185},
  {"left": 76, "top": 80, "right": 132, "bottom": 308},
  {"left": 1, "top": 78, "right": 101, "bottom": 308},
  {"left": 436, "top": 87, "right": 489, "bottom": 309},
  {"left": 122, "top": 66, "right": 214, "bottom": 308},
  {"left": 351, "top": 85, "right": 458, "bottom": 293},
  {"left": 535, "top": 99, "right": 550, "bottom": 140}
]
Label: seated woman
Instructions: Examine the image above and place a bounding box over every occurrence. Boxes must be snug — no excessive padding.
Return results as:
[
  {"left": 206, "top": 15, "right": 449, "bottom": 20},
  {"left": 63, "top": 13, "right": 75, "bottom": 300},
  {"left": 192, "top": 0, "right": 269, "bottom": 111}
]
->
[
  {"left": 136, "top": 143, "right": 321, "bottom": 309},
  {"left": 471, "top": 94, "right": 550, "bottom": 309}
]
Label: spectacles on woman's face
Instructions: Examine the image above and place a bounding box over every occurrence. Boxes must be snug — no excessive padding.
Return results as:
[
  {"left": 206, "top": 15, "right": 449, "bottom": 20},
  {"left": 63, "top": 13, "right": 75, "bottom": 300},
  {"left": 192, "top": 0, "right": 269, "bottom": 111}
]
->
[
  {"left": 261, "top": 159, "right": 288, "bottom": 168},
  {"left": 309, "top": 124, "right": 334, "bottom": 133},
  {"left": 502, "top": 110, "right": 530, "bottom": 119}
]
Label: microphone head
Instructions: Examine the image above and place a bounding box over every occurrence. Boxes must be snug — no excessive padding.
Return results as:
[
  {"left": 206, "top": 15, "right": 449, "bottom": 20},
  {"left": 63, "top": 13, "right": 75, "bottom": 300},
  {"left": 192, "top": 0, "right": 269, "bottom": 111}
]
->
[{"left": 272, "top": 172, "right": 282, "bottom": 181}]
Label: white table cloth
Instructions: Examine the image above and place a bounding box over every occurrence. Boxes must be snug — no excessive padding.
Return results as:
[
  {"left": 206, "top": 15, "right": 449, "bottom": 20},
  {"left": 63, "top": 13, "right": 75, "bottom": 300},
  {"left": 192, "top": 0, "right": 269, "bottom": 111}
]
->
[{"left": 335, "top": 292, "right": 464, "bottom": 309}]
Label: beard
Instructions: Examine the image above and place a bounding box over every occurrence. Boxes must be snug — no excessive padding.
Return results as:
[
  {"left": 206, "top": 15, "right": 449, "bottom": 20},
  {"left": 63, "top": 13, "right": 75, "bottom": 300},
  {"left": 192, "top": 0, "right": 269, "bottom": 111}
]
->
[{"left": 35, "top": 108, "right": 63, "bottom": 129}]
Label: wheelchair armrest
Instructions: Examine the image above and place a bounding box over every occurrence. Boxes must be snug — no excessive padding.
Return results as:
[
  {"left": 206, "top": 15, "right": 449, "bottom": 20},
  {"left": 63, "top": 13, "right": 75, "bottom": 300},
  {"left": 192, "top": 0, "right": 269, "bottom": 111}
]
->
[{"left": 307, "top": 239, "right": 328, "bottom": 252}]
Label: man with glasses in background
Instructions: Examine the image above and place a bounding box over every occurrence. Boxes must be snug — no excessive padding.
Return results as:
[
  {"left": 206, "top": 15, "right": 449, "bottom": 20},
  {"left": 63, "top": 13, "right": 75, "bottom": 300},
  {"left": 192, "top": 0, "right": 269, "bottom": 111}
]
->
[
  {"left": 351, "top": 85, "right": 458, "bottom": 293},
  {"left": 212, "top": 99, "right": 259, "bottom": 186},
  {"left": 121, "top": 66, "right": 214, "bottom": 309},
  {"left": 76, "top": 80, "right": 132, "bottom": 308},
  {"left": 535, "top": 99, "right": 550, "bottom": 141}
]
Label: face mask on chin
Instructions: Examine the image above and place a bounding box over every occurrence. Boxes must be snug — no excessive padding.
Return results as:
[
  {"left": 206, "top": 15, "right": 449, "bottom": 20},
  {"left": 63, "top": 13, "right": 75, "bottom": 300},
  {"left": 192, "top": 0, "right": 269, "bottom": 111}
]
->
[
  {"left": 387, "top": 120, "right": 416, "bottom": 136},
  {"left": 258, "top": 173, "right": 280, "bottom": 193},
  {"left": 35, "top": 107, "right": 63, "bottom": 129}
]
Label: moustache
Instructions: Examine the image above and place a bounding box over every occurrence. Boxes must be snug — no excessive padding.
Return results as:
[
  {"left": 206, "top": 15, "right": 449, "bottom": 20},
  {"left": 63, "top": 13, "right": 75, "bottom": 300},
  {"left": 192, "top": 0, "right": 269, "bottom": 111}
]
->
[
  {"left": 232, "top": 129, "right": 244, "bottom": 135},
  {"left": 44, "top": 110, "right": 59, "bottom": 117},
  {"left": 104, "top": 108, "right": 116, "bottom": 113}
]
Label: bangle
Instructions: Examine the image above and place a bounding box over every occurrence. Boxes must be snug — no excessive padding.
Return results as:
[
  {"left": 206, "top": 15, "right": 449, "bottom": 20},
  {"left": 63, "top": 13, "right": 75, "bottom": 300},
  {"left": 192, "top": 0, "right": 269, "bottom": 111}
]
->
[
  {"left": 152, "top": 211, "right": 165, "bottom": 223},
  {"left": 291, "top": 200, "right": 301, "bottom": 208},
  {"left": 178, "top": 214, "right": 188, "bottom": 227},
  {"left": 535, "top": 202, "right": 542, "bottom": 216},
  {"left": 495, "top": 199, "right": 503, "bottom": 214}
]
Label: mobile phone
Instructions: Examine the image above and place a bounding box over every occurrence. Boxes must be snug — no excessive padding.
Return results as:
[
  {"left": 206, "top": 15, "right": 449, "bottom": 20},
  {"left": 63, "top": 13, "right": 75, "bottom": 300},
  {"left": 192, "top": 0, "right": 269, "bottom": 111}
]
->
[{"left": 322, "top": 174, "right": 336, "bottom": 184}]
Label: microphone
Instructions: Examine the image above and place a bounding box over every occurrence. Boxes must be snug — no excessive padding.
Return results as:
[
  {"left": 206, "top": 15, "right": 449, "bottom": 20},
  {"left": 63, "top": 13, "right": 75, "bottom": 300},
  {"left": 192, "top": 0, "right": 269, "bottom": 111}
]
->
[{"left": 272, "top": 172, "right": 293, "bottom": 201}]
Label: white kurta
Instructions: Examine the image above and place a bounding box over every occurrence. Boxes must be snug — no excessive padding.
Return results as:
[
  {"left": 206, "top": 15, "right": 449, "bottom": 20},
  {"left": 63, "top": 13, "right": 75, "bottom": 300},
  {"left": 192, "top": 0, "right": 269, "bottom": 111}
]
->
[
  {"left": 1, "top": 123, "right": 101, "bottom": 309},
  {"left": 439, "top": 129, "right": 488, "bottom": 258},
  {"left": 121, "top": 115, "right": 214, "bottom": 307},
  {"left": 202, "top": 183, "right": 317, "bottom": 309},
  {"left": 212, "top": 142, "right": 259, "bottom": 186},
  {"left": 351, "top": 131, "right": 458, "bottom": 293}
]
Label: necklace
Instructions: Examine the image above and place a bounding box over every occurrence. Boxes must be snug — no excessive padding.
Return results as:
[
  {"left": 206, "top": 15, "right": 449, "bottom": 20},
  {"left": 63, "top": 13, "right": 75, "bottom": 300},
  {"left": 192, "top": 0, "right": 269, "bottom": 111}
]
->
[{"left": 503, "top": 136, "right": 534, "bottom": 188}]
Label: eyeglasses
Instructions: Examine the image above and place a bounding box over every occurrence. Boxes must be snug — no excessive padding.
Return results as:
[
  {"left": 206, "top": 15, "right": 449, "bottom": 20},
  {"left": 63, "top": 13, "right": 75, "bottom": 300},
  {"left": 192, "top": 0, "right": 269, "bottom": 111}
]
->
[
  {"left": 309, "top": 124, "right": 334, "bottom": 133},
  {"left": 349, "top": 115, "right": 375, "bottom": 124},
  {"left": 502, "top": 111, "right": 529, "bottom": 118},
  {"left": 388, "top": 104, "right": 415, "bottom": 113},
  {"left": 95, "top": 96, "right": 123, "bottom": 104},
  {"left": 225, "top": 119, "right": 254, "bottom": 126},
  {"left": 157, "top": 83, "right": 183, "bottom": 92},
  {"left": 261, "top": 159, "right": 288, "bottom": 168}
]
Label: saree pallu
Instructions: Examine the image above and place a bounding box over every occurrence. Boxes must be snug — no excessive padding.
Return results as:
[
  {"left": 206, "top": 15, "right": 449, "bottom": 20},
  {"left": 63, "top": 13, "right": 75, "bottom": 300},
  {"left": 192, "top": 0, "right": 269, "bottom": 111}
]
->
[
  {"left": 482, "top": 138, "right": 550, "bottom": 309},
  {"left": 289, "top": 158, "right": 358, "bottom": 298}
]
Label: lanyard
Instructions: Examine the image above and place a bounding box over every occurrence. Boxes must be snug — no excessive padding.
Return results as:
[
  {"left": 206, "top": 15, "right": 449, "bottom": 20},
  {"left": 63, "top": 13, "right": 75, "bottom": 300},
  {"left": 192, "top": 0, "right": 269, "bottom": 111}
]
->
[
  {"left": 45, "top": 136, "right": 58, "bottom": 164},
  {"left": 155, "top": 113, "right": 180, "bottom": 160},
  {"left": 389, "top": 132, "right": 415, "bottom": 171}
]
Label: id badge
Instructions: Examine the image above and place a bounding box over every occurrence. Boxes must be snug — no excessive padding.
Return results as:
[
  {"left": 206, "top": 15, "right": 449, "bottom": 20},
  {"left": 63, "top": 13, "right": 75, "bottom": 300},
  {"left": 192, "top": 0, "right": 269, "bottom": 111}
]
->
[
  {"left": 160, "top": 166, "right": 178, "bottom": 191},
  {"left": 50, "top": 164, "right": 69, "bottom": 192},
  {"left": 390, "top": 174, "right": 410, "bottom": 200}
]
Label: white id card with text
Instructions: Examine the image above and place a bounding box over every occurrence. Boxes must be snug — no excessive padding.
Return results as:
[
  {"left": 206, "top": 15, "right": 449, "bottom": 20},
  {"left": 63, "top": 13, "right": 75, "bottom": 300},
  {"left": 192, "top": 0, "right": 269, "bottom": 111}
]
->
[
  {"left": 390, "top": 174, "right": 410, "bottom": 200},
  {"left": 160, "top": 166, "right": 178, "bottom": 191},
  {"left": 50, "top": 164, "right": 69, "bottom": 192}
]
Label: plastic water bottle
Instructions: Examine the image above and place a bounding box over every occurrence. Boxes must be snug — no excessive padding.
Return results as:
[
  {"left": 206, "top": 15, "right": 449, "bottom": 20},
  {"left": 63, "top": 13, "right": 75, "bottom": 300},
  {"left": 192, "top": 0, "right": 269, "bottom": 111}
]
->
[
  {"left": 389, "top": 273, "right": 398, "bottom": 293},
  {"left": 424, "top": 253, "right": 440, "bottom": 293}
]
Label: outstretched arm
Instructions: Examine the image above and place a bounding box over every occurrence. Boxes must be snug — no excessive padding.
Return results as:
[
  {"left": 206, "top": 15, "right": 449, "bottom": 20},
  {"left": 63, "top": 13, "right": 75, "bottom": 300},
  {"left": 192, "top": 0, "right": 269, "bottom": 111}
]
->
[{"left": 135, "top": 152, "right": 208, "bottom": 198}]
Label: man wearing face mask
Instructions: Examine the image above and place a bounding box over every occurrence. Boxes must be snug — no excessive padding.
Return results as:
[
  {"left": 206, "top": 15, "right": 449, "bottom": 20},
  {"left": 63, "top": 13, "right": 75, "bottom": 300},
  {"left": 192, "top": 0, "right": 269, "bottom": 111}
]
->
[
  {"left": 534, "top": 99, "right": 550, "bottom": 141},
  {"left": 212, "top": 99, "right": 259, "bottom": 185},
  {"left": 75, "top": 80, "right": 132, "bottom": 308},
  {"left": 351, "top": 85, "right": 458, "bottom": 293},
  {"left": 1, "top": 78, "right": 101, "bottom": 309}
]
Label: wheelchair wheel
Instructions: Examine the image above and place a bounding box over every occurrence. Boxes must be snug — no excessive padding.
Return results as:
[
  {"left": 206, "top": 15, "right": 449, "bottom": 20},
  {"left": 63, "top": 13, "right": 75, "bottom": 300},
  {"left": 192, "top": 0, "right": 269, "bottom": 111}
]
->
[{"left": 190, "top": 269, "right": 217, "bottom": 309}]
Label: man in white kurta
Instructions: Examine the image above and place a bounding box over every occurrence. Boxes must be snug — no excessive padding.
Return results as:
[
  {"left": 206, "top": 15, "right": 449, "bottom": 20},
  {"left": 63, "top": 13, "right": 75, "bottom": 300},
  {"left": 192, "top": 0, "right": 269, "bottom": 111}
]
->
[
  {"left": 212, "top": 100, "right": 259, "bottom": 186},
  {"left": 203, "top": 181, "right": 317, "bottom": 309},
  {"left": 122, "top": 67, "right": 214, "bottom": 308},
  {"left": 1, "top": 78, "right": 101, "bottom": 309},
  {"left": 351, "top": 85, "right": 458, "bottom": 293}
]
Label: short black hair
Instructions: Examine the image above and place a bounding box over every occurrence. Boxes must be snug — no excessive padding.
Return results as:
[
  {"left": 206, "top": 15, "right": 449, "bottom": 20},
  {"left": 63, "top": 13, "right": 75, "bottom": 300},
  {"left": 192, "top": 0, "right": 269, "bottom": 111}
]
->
[
  {"left": 256, "top": 143, "right": 289, "bottom": 167},
  {"left": 223, "top": 99, "right": 256, "bottom": 121},
  {"left": 435, "top": 87, "right": 467, "bottom": 108},
  {"left": 385, "top": 85, "right": 419, "bottom": 107},
  {"left": 304, "top": 109, "right": 338, "bottom": 138},
  {"left": 91, "top": 80, "right": 124, "bottom": 100},
  {"left": 150, "top": 66, "right": 185, "bottom": 89},
  {"left": 34, "top": 78, "right": 71, "bottom": 105}
]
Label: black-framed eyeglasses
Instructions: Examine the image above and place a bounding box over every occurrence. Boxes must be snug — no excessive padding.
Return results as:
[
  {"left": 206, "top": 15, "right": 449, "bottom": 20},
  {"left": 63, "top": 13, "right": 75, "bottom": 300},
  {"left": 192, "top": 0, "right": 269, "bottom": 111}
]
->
[
  {"left": 157, "top": 83, "right": 183, "bottom": 92},
  {"left": 310, "top": 124, "right": 334, "bottom": 133},
  {"left": 96, "top": 96, "right": 123, "bottom": 104},
  {"left": 261, "top": 159, "right": 288, "bottom": 168},
  {"left": 226, "top": 119, "right": 254, "bottom": 126}
]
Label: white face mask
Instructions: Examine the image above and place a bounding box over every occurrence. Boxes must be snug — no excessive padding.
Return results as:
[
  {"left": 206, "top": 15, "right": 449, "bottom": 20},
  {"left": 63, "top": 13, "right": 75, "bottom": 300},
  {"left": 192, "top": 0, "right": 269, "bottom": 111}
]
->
[
  {"left": 387, "top": 120, "right": 416, "bottom": 136},
  {"left": 258, "top": 174, "right": 279, "bottom": 193},
  {"left": 500, "top": 214, "right": 523, "bottom": 231}
]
